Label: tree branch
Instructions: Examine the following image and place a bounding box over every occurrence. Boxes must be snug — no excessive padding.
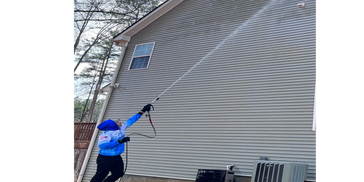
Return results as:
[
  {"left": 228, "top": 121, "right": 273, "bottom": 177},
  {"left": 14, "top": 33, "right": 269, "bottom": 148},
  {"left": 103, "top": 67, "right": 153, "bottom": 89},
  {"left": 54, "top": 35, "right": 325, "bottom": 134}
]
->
[{"left": 74, "top": 9, "right": 130, "bottom": 16}]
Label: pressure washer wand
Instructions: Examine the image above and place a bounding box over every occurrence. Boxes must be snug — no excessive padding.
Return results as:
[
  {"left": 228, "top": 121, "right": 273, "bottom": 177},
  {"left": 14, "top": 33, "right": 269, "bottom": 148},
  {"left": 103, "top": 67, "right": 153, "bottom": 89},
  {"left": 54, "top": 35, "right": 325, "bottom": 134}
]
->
[
  {"left": 150, "top": 97, "right": 159, "bottom": 104},
  {"left": 144, "top": 104, "right": 154, "bottom": 124},
  {"left": 147, "top": 111, "right": 153, "bottom": 124},
  {"left": 126, "top": 105, "right": 156, "bottom": 138}
]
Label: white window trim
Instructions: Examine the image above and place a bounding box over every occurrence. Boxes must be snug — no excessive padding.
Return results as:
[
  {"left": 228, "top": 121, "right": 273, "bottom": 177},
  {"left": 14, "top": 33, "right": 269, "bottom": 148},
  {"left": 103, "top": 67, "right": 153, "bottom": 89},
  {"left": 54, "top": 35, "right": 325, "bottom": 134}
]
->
[
  {"left": 312, "top": 80, "right": 320, "bottom": 131},
  {"left": 128, "top": 42, "right": 155, "bottom": 70}
]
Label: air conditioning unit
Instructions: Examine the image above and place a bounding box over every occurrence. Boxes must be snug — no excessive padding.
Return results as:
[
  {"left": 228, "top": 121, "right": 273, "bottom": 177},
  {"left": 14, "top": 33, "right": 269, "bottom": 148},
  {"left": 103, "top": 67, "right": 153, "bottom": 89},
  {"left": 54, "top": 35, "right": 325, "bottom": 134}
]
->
[
  {"left": 195, "top": 169, "right": 234, "bottom": 182},
  {"left": 251, "top": 160, "right": 308, "bottom": 182}
]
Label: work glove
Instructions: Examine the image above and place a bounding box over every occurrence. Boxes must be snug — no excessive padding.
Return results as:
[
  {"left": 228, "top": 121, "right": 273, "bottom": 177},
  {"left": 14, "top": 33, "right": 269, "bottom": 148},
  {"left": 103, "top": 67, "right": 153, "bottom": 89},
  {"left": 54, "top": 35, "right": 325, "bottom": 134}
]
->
[
  {"left": 118, "top": 137, "right": 130, "bottom": 144},
  {"left": 141, "top": 104, "right": 153, "bottom": 112}
]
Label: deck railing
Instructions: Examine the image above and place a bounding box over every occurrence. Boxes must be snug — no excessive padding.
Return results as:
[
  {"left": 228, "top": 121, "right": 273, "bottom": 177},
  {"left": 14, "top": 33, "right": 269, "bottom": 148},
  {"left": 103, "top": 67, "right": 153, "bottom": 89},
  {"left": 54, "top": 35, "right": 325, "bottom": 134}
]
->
[
  {"left": 74, "top": 122, "right": 97, "bottom": 182},
  {"left": 74, "top": 122, "right": 97, "bottom": 143}
]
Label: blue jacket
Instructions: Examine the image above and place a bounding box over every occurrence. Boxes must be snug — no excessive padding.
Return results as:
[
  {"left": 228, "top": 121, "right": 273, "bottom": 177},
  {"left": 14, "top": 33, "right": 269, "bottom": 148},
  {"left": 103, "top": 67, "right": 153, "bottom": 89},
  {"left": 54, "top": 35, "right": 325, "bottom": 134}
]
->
[{"left": 96, "top": 113, "right": 142, "bottom": 156}]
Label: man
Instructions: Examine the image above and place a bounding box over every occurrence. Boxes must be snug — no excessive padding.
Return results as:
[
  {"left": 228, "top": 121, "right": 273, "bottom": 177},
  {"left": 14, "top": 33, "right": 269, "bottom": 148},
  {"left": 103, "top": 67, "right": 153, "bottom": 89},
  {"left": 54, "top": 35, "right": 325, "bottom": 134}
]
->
[{"left": 90, "top": 104, "right": 153, "bottom": 182}]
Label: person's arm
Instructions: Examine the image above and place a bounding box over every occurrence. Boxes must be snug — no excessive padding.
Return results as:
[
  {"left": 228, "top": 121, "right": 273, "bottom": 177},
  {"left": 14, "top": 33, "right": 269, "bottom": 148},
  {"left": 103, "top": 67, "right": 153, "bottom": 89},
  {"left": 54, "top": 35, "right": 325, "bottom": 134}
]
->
[
  {"left": 120, "top": 113, "right": 142, "bottom": 131},
  {"left": 120, "top": 104, "right": 153, "bottom": 130}
]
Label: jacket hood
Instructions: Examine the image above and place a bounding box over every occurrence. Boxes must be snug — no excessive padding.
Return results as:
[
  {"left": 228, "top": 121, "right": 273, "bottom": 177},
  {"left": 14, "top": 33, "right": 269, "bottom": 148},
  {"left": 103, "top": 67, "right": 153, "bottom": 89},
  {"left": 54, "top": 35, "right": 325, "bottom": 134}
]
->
[{"left": 97, "top": 119, "right": 119, "bottom": 131}]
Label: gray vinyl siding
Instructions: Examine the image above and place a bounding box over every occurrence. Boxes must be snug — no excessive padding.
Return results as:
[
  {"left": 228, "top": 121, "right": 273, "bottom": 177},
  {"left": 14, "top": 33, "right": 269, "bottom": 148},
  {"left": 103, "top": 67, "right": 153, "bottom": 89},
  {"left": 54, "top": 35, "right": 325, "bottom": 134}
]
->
[{"left": 83, "top": 0, "right": 316, "bottom": 181}]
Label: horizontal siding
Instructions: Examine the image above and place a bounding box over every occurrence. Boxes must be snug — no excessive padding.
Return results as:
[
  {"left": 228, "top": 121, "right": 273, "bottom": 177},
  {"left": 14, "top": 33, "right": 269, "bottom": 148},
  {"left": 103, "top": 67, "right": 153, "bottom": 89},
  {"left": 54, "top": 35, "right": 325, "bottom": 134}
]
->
[
  {"left": 83, "top": 0, "right": 316, "bottom": 181},
  {"left": 81, "top": 130, "right": 102, "bottom": 181}
]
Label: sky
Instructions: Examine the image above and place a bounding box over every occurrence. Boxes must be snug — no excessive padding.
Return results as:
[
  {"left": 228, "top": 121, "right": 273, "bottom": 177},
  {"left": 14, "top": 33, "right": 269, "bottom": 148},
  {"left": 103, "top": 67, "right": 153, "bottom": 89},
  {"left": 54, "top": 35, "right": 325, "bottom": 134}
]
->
[{"left": 71, "top": 55, "right": 88, "bottom": 98}]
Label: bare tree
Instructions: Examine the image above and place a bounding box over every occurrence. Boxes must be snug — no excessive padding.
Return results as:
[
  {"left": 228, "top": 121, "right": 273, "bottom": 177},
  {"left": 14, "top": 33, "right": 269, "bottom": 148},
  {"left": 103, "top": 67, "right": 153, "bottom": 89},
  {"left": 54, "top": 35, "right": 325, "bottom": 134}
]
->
[
  {"left": 74, "top": 0, "right": 165, "bottom": 122},
  {"left": 74, "top": 0, "right": 162, "bottom": 72}
]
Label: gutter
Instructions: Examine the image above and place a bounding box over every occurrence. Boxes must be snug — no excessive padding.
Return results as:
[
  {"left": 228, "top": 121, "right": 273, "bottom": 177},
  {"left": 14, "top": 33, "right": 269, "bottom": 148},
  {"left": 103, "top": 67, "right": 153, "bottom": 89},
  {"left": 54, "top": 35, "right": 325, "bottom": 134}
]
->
[{"left": 77, "top": 42, "right": 129, "bottom": 182}]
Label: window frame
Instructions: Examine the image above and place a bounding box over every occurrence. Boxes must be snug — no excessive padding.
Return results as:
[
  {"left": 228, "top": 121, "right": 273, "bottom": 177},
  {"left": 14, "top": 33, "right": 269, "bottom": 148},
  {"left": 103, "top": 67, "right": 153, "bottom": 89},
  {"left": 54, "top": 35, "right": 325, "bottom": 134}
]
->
[{"left": 128, "top": 42, "right": 156, "bottom": 70}]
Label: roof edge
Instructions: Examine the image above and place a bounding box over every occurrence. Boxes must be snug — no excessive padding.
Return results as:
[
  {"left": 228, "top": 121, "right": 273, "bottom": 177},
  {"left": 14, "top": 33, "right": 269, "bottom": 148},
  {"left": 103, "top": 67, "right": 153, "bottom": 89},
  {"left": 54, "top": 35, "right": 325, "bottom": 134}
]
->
[{"left": 113, "top": 0, "right": 184, "bottom": 43}]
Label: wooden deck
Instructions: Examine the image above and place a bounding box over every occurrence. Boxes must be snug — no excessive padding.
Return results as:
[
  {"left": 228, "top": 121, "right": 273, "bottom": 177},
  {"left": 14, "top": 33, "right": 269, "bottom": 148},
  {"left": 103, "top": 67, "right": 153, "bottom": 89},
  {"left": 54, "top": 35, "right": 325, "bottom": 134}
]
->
[
  {"left": 71, "top": 122, "right": 96, "bottom": 182},
  {"left": 71, "top": 122, "right": 96, "bottom": 149}
]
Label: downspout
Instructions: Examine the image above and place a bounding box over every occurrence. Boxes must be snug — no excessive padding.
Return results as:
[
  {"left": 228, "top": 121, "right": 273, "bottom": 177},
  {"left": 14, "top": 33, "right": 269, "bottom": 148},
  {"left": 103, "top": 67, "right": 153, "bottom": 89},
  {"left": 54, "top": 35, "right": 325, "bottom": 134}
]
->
[{"left": 77, "top": 42, "right": 129, "bottom": 182}]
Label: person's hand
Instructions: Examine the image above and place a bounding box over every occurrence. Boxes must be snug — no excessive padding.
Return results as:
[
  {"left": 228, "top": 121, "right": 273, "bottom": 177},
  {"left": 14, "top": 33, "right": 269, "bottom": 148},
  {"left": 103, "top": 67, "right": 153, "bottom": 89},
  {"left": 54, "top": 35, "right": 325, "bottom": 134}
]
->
[
  {"left": 141, "top": 104, "right": 153, "bottom": 112},
  {"left": 118, "top": 137, "right": 130, "bottom": 144}
]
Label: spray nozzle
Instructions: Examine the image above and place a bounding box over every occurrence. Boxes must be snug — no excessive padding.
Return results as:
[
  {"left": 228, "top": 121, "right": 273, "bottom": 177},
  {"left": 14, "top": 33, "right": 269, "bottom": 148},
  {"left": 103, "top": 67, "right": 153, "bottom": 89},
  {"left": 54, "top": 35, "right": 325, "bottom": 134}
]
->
[{"left": 151, "top": 97, "right": 160, "bottom": 104}]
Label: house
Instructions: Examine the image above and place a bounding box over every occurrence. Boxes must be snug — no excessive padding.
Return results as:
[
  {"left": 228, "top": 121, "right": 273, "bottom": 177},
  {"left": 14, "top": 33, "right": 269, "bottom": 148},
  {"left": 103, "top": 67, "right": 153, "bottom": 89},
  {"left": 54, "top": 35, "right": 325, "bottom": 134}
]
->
[{"left": 78, "top": 0, "right": 316, "bottom": 181}]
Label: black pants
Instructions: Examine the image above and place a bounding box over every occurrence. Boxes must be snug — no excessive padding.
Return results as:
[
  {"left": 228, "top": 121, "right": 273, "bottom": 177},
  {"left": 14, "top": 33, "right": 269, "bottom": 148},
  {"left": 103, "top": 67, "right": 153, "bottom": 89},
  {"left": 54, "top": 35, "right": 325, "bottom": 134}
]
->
[{"left": 90, "top": 154, "right": 124, "bottom": 182}]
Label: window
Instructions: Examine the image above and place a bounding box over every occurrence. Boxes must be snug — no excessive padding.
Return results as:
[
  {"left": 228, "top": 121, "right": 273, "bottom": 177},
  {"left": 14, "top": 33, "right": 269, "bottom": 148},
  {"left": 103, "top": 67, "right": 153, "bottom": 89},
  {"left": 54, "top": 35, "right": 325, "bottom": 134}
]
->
[
  {"left": 129, "top": 42, "right": 155, "bottom": 69},
  {"left": 312, "top": 81, "right": 319, "bottom": 131}
]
